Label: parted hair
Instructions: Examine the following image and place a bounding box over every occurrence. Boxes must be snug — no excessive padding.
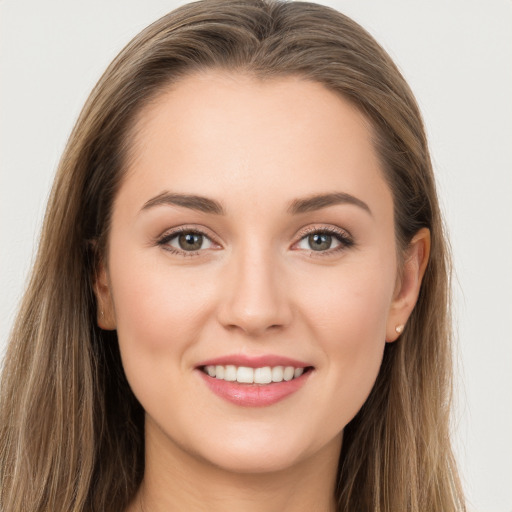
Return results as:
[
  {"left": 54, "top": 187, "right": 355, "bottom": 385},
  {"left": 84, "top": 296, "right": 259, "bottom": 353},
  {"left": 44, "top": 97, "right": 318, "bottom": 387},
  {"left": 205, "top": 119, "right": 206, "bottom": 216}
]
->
[{"left": 0, "top": 1, "right": 465, "bottom": 510}]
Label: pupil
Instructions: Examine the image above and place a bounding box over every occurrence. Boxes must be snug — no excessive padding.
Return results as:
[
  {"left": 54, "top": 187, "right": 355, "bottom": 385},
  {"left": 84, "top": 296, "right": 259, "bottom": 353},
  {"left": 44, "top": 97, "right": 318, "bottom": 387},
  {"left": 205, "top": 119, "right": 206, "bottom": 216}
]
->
[
  {"left": 309, "top": 233, "right": 331, "bottom": 251},
  {"left": 179, "top": 233, "right": 202, "bottom": 251}
]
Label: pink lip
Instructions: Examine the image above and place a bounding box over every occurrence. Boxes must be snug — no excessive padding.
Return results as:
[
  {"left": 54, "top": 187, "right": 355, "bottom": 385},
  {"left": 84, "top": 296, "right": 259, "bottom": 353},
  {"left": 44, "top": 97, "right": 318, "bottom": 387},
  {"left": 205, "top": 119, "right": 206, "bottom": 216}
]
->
[
  {"left": 195, "top": 354, "right": 314, "bottom": 407},
  {"left": 197, "top": 370, "right": 312, "bottom": 407},
  {"left": 196, "top": 354, "right": 310, "bottom": 369}
]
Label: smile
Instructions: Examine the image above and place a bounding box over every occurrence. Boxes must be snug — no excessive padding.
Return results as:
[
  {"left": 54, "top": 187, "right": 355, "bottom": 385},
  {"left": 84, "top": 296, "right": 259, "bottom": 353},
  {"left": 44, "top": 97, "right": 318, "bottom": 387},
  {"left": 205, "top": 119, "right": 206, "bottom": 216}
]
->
[
  {"left": 201, "top": 365, "right": 307, "bottom": 384},
  {"left": 196, "top": 356, "right": 314, "bottom": 407}
]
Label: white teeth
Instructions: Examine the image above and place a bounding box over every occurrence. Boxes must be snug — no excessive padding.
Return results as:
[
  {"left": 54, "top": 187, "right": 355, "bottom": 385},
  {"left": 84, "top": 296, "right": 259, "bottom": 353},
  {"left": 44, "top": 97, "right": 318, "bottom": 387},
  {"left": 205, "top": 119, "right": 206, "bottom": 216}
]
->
[
  {"left": 236, "top": 366, "right": 254, "bottom": 383},
  {"left": 283, "top": 366, "right": 295, "bottom": 381},
  {"left": 224, "top": 365, "right": 237, "bottom": 381},
  {"left": 271, "top": 366, "right": 284, "bottom": 382},
  {"left": 254, "top": 366, "right": 272, "bottom": 384},
  {"left": 203, "top": 364, "right": 308, "bottom": 384},
  {"left": 215, "top": 365, "right": 224, "bottom": 379}
]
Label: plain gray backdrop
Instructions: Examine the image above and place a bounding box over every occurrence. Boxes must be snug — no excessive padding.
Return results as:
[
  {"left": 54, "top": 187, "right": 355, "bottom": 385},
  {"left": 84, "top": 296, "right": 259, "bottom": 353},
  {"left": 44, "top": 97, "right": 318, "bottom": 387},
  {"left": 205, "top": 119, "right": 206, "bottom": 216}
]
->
[{"left": 1, "top": 1, "right": 511, "bottom": 511}]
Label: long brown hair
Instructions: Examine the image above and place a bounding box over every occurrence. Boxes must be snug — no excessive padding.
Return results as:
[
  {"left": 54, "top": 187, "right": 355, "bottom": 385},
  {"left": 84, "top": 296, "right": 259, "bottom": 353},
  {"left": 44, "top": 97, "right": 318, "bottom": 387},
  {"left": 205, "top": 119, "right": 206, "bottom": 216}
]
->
[{"left": 0, "top": 1, "right": 465, "bottom": 510}]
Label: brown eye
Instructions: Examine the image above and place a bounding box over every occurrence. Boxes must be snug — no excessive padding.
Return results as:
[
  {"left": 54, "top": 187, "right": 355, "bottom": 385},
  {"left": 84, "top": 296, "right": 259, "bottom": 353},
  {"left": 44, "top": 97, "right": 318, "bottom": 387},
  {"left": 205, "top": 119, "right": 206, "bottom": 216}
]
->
[
  {"left": 178, "top": 232, "right": 204, "bottom": 251},
  {"left": 294, "top": 228, "right": 353, "bottom": 255},
  {"left": 308, "top": 233, "right": 333, "bottom": 251},
  {"left": 160, "top": 230, "right": 214, "bottom": 253}
]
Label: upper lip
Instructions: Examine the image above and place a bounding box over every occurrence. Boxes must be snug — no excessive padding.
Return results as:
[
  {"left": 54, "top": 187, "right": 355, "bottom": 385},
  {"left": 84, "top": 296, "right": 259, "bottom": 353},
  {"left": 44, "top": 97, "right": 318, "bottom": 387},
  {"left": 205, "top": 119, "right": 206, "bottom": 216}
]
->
[{"left": 196, "top": 354, "right": 312, "bottom": 369}]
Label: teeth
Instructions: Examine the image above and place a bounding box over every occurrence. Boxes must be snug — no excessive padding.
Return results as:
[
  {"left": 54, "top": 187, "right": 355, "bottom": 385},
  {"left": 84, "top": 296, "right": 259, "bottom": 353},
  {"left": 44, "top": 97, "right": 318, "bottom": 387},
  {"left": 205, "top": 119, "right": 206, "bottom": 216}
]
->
[
  {"left": 254, "top": 366, "right": 272, "bottom": 384},
  {"left": 203, "top": 364, "right": 307, "bottom": 384},
  {"left": 283, "top": 366, "right": 295, "bottom": 381},
  {"left": 271, "top": 366, "right": 284, "bottom": 382},
  {"left": 237, "top": 366, "right": 254, "bottom": 383},
  {"left": 224, "top": 365, "right": 237, "bottom": 382}
]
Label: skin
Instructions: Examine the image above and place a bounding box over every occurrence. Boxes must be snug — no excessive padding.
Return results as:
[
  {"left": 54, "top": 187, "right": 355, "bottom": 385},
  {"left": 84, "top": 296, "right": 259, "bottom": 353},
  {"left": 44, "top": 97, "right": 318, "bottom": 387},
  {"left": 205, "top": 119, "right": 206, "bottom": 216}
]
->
[{"left": 95, "top": 72, "right": 430, "bottom": 512}]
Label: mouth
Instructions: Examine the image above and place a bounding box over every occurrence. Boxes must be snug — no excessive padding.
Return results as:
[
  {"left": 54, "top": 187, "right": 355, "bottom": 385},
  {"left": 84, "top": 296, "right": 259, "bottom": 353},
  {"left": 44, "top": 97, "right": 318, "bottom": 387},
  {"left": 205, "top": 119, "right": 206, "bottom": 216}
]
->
[
  {"left": 200, "top": 364, "right": 313, "bottom": 385},
  {"left": 195, "top": 356, "right": 314, "bottom": 407}
]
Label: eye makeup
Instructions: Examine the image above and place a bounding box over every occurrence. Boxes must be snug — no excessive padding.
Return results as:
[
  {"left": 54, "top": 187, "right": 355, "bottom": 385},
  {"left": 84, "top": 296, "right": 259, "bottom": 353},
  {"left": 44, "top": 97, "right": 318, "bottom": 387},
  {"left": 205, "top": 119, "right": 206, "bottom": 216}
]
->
[
  {"left": 155, "top": 223, "right": 355, "bottom": 258},
  {"left": 156, "top": 225, "right": 221, "bottom": 256},
  {"left": 292, "top": 225, "right": 354, "bottom": 257}
]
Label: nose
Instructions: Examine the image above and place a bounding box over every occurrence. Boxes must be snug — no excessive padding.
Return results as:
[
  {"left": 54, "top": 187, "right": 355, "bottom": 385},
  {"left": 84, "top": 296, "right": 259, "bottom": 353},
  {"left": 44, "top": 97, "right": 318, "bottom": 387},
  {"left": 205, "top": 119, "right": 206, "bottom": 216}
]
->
[{"left": 216, "top": 246, "right": 293, "bottom": 337}]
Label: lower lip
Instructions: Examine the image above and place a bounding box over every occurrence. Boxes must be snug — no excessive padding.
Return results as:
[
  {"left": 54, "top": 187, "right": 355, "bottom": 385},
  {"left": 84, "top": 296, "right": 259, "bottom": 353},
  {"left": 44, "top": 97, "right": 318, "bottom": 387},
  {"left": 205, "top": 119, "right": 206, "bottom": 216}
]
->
[{"left": 197, "top": 370, "right": 312, "bottom": 407}]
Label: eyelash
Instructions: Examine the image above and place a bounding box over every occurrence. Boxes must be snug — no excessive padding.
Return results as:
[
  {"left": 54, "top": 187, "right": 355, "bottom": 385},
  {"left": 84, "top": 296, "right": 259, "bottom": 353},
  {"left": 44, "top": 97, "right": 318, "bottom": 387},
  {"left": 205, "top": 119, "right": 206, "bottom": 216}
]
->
[
  {"left": 156, "top": 225, "right": 354, "bottom": 257},
  {"left": 156, "top": 226, "right": 217, "bottom": 257},
  {"left": 295, "top": 226, "right": 354, "bottom": 257}
]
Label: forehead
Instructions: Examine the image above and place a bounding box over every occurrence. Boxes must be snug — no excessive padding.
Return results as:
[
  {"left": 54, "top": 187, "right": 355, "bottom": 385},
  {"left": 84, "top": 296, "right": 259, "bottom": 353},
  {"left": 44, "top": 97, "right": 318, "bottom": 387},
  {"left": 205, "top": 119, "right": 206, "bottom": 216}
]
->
[{"left": 119, "top": 71, "right": 392, "bottom": 218}]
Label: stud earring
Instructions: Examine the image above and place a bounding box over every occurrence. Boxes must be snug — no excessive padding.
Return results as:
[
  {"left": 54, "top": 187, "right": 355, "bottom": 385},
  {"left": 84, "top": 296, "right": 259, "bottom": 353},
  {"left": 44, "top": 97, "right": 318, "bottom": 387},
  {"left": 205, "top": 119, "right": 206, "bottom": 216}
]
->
[{"left": 395, "top": 324, "right": 404, "bottom": 334}]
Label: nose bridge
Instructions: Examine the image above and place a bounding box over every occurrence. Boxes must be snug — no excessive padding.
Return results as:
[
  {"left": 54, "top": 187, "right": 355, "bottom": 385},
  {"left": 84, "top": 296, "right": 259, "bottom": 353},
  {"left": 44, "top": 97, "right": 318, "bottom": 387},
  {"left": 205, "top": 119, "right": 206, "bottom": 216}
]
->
[{"left": 218, "top": 238, "right": 291, "bottom": 335}]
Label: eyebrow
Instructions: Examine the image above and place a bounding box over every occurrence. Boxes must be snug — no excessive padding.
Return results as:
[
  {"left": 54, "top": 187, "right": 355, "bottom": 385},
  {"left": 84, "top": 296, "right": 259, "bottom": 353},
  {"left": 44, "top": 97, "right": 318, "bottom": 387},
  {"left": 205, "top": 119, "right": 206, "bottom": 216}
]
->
[
  {"left": 141, "top": 192, "right": 225, "bottom": 215},
  {"left": 141, "top": 191, "right": 371, "bottom": 216},
  {"left": 287, "top": 192, "right": 372, "bottom": 216}
]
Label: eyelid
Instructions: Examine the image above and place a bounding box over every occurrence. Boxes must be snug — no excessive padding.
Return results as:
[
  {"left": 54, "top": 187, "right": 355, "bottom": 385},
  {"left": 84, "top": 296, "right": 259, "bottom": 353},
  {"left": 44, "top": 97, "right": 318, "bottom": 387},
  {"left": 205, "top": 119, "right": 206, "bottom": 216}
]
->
[
  {"left": 292, "top": 224, "right": 354, "bottom": 255},
  {"left": 155, "top": 223, "right": 354, "bottom": 257},
  {"left": 296, "top": 224, "right": 353, "bottom": 239},
  {"left": 156, "top": 225, "right": 222, "bottom": 255}
]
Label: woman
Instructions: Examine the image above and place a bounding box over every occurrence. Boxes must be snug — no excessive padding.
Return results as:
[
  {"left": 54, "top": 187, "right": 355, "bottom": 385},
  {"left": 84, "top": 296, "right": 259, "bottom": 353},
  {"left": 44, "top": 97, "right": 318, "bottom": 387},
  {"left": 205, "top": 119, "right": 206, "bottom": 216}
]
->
[{"left": 0, "top": 0, "right": 466, "bottom": 510}]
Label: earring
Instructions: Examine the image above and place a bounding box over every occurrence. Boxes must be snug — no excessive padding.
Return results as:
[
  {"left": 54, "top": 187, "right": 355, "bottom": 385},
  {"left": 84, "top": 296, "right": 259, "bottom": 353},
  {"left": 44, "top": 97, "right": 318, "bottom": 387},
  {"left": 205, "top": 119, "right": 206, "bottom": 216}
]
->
[{"left": 395, "top": 324, "right": 404, "bottom": 334}]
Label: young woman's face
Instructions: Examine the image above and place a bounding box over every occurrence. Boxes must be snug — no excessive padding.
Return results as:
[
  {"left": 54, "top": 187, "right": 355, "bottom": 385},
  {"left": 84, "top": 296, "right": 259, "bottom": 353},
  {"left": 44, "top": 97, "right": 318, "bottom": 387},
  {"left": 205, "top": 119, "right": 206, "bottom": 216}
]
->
[{"left": 99, "top": 72, "right": 409, "bottom": 474}]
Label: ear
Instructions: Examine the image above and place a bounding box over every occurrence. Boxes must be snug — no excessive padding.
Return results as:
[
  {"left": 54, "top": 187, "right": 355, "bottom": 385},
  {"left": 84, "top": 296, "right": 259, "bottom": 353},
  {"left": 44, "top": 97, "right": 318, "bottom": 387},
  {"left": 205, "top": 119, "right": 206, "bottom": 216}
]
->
[
  {"left": 386, "top": 227, "right": 430, "bottom": 342},
  {"left": 93, "top": 260, "right": 117, "bottom": 330}
]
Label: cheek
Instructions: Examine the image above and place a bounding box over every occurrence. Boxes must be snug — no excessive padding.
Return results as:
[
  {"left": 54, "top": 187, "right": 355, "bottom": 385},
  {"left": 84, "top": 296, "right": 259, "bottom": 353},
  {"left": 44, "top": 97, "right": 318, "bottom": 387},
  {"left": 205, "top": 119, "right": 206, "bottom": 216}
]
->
[
  {"left": 299, "top": 255, "right": 394, "bottom": 345},
  {"left": 107, "top": 259, "right": 224, "bottom": 452},
  {"left": 106, "top": 245, "right": 218, "bottom": 409},
  {"left": 110, "top": 254, "right": 210, "bottom": 351},
  {"left": 294, "top": 258, "right": 395, "bottom": 424}
]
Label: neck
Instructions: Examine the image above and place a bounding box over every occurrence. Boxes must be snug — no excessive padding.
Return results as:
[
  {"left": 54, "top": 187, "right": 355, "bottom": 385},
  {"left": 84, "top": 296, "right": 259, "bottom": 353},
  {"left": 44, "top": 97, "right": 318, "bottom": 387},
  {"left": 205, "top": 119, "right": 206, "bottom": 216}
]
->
[{"left": 128, "top": 418, "right": 341, "bottom": 512}]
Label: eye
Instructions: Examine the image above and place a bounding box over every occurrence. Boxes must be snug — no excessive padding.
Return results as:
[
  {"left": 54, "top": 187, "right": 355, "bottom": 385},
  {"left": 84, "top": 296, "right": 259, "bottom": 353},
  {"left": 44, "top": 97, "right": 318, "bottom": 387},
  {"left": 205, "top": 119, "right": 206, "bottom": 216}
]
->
[
  {"left": 158, "top": 228, "right": 215, "bottom": 254},
  {"left": 298, "top": 232, "right": 339, "bottom": 251},
  {"left": 294, "top": 227, "right": 353, "bottom": 254}
]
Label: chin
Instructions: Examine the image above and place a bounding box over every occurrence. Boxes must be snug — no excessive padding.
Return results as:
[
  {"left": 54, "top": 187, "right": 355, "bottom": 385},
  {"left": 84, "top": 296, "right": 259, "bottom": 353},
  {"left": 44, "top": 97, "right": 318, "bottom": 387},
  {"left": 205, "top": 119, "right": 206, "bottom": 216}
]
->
[
  {"left": 204, "top": 446, "right": 309, "bottom": 475},
  {"left": 191, "top": 428, "right": 341, "bottom": 476}
]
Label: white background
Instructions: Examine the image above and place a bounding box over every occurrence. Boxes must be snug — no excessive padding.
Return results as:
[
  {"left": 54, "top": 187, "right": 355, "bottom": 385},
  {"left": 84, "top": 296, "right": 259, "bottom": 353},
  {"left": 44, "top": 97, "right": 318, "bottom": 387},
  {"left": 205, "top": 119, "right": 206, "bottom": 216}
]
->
[{"left": 1, "top": 1, "right": 511, "bottom": 511}]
